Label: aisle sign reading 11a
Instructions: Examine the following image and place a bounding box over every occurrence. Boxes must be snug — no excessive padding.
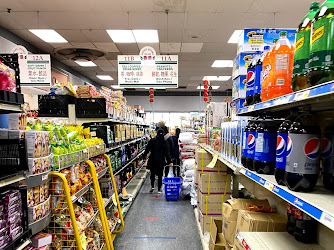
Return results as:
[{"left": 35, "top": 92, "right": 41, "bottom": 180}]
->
[{"left": 118, "top": 46, "right": 178, "bottom": 89}]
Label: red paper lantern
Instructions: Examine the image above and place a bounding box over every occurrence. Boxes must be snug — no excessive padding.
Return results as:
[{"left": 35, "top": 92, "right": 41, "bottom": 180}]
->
[
  {"left": 203, "top": 80, "right": 209, "bottom": 85},
  {"left": 204, "top": 93, "right": 208, "bottom": 97},
  {"left": 149, "top": 90, "right": 154, "bottom": 94},
  {"left": 149, "top": 99, "right": 154, "bottom": 103},
  {"left": 204, "top": 85, "right": 208, "bottom": 89},
  {"left": 209, "top": 86, "right": 213, "bottom": 90},
  {"left": 150, "top": 88, "right": 154, "bottom": 91},
  {"left": 204, "top": 89, "right": 208, "bottom": 93},
  {"left": 149, "top": 94, "right": 154, "bottom": 98},
  {"left": 204, "top": 97, "right": 208, "bottom": 102}
]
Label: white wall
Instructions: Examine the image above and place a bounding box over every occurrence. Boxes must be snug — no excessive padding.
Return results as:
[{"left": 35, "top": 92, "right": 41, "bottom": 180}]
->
[
  {"left": 0, "top": 36, "right": 18, "bottom": 53},
  {"left": 125, "top": 95, "right": 227, "bottom": 112}
]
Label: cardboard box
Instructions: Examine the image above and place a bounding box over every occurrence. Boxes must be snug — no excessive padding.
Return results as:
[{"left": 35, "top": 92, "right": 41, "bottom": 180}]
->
[
  {"left": 31, "top": 232, "right": 52, "bottom": 248},
  {"left": 222, "top": 199, "right": 270, "bottom": 246},
  {"left": 233, "top": 236, "right": 245, "bottom": 250},
  {"left": 237, "top": 28, "right": 296, "bottom": 54},
  {"left": 209, "top": 219, "right": 226, "bottom": 250},
  {"left": 199, "top": 173, "right": 231, "bottom": 195},
  {"left": 195, "top": 148, "right": 228, "bottom": 174},
  {"left": 232, "top": 75, "right": 247, "bottom": 100},
  {"left": 232, "top": 52, "right": 257, "bottom": 79},
  {"left": 198, "top": 209, "right": 221, "bottom": 234},
  {"left": 235, "top": 210, "right": 287, "bottom": 238},
  {"left": 194, "top": 165, "right": 199, "bottom": 186},
  {"left": 198, "top": 192, "right": 230, "bottom": 216},
  {"left": 207, "top": 102, "right": 229, "bottom": 127}
]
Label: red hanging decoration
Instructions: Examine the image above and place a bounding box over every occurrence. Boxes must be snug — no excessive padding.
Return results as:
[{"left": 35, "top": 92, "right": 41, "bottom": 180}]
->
[{"left": 204, "top": 97, "right": 208, "bottom": 102}]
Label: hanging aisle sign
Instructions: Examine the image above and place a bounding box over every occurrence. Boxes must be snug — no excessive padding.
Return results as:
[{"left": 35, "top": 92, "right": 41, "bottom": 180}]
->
[
  {"left": 19, "top": 54, "right": 52, "bottom": 87},
  {"left": 118, "top": 46, "right": 178, "bottom": 88}
]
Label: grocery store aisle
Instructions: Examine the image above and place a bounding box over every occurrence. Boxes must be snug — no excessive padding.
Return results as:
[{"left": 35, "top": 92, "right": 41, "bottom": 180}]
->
[{"left": 114, "top": 175, "right": 203, "bottom": 250}]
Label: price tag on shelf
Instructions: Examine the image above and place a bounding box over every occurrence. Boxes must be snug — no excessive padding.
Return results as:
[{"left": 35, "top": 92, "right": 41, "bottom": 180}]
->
[
  {"left": 294, "top": 90, "right": 310, "bottom": 101},
  {"left": 96, "top": 145, "right": 100, "bottom": 149},
  {"left": 42, "top": 174, "right": 48, "bottom": 181},
  {"left": 264, "top": 180, "right": 274, "bottom": 191},
  {"left": 71, "top": 195, "right": 76, "bottom": 201},
  {"left": 1, "top": 181, "right": 6, "bottom": 187},
  {"left": 248, "top": 105, "right": 255, "bottom": 111},
  {"left": 320, "top": 212, "right": 334, "bottom": 230}
]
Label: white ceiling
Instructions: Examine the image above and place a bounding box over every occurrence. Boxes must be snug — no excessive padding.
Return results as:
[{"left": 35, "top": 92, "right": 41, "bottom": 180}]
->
[{"left": 0, "top": 0, "right": 317, "bottom": 92}]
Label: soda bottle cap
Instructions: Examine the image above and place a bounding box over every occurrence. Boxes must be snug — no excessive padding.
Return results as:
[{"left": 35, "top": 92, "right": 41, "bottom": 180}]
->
[
  {"left": 310, "top": 2, "right": 320, "bottom": 10},
  {"left": 280, "top": 31, "right": 287, "bottom": 36},
  {"left": 264, "top": 46, "right": 270, "bottom": 50},
  {"left": 273, "top": 38, "right": 278, "bottom": 43},
  {"left": 255, "top": 51, "right": 261, "bottom": 54}
]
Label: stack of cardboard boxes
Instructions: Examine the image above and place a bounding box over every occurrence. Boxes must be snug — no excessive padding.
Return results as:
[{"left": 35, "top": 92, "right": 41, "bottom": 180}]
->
[{"left": 195, "top": 148, "right": 230, "bottom": 234}]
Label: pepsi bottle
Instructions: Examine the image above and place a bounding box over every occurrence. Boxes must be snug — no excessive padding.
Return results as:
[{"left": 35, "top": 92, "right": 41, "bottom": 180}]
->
[
  {"left": 322, "top": 126, "right": 334, "bottom": 190},
  {"left": 253, "top": 46, "right": 270, "bottom": 104},
  {"left": 246, "top": 117, "right": 263, "bottom": 170},
  {"left": 253, "top": 117, "right": 280, "bottom": 174},
  {"left": 285, "top": 113, "right": 321, "bottom": 192},
  {"left": 293, "top": 208, "right": 317, "bottom": 244},
  {"left": 274, "top": 112, "right": 298, "bottom": 185},
  {"left": 245, "top": 52, "right": 261, "bottom": 106},
  {"left": 241, "top": 120, "right": 252, "bottom": 167}
]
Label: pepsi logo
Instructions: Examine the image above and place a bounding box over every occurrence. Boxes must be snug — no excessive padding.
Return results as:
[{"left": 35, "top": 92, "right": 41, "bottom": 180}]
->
[
  {"left": 276, "top": 135, "right": 286, "bottom": 156},
  {"left": 286, "top": 136, "right": 293, "bottom": 157},
  {"left": 248, "top": 134, "right": 255, "bottom": 149},
  {"left": 304, "top": 137, "right": 320, "bottom": 160},
  {"left": 246, "top": 71, "right": 255, "bottom": 86},
  {"left": 322, "top": 138, "right": 333, "bottom": 159}
]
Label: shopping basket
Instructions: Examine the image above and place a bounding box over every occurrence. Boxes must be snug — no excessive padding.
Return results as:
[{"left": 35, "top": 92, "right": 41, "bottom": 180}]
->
[{"left": 162, "top": 177, "right": 182, "bottom": 201}]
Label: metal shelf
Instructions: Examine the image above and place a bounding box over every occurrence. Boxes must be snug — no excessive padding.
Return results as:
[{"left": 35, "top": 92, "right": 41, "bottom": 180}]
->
[
  {"left": 113, "top": 150, "right": 145, "bottom": 176},
  {"left": 106, "top": 136, "right": 146, "bottom": 152},
  {"left": 71, "top": 182, "right": 92, "bottom": 203},
  {"left": 236, "top": 232, "right": 323, "bottom": 250},
  {"left": 29, "top": 212, "right": 51, "bottom": 235},
  {"left": 26, "top": 171, "right": 51, "bottom": 189},
  {"left": 0, "top": 174, "right": 26, "bottom": 188},
  {"left": 0, "top": 102, "right": 22, "bottom": 113},
  {"left": 75, "top": 117, "right": 149, "bottom": 126},
  {"left": 238, "top": 81, "right": 334, "bottom": 116},
  {"left": 199, "top": 144, "right": 334, "bottom": 233}
]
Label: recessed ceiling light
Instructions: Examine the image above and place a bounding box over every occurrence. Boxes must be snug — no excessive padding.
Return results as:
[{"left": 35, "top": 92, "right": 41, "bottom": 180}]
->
[
  {"left": 97, "top": 75, "right": 113, "bottom": 80},
  {"left": 29, "top": 29, "right": 68, "bottom": 43},
  {"left": 203, "top": 76, "right": 231, "bottom": 81},
  {"left": 75, "top": 61, "right": 97, "bottom": 67},
  {"left": 106, "top": 30, "right": 136, "bottom": 43},
  {"left": 197, "top": 86, "right": 220, "bottom": 90},
  {"left": 211, "top": 60, "right": 233, "bottom": 68},
  {"left": 111, "top": 86, "right": 124, "bottom": 89},
  {"left": 132, "top": 30, "right": 159, "bottom": 43},
  {"left": 228, "top": 30, "right": 243, "bottom": 44}
]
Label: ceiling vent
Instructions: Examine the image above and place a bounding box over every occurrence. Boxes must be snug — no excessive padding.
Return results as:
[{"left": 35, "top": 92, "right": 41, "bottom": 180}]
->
[{"left": 55, "top": 47, "right": 106, "bottom": 61}]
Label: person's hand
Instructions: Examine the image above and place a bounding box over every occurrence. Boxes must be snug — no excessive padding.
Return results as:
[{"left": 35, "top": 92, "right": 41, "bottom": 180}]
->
[{"left": 169, "top": 163, "right": 173, "bottom": 167}]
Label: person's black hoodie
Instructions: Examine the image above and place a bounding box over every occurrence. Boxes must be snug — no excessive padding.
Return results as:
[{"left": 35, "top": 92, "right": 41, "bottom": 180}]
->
[{"left": 159, "top": 126, "right": 175, "bottom": 159}]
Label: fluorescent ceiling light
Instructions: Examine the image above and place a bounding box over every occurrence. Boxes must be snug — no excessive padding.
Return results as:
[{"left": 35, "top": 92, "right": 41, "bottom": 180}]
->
[
  {"left": 96, "top": 75, "right": 113, "bottom": 80},
  {"left": 75, "top": 61, "right": 97, "bottom": 67},
  {"left": 203, "top": 76, "right": 231, "bottom": 81},
  {"left": 29, "top": 29, "right": 68, "bottom": 43},
  {"left": 197, "top": 86, "right": 220, "bottom": 90},
  {"left": 211, "top": 60, "right": 233, "bottom": 68},
  {"left": 106, "top": 30, "right": 136, "bottom": 43},
  {"left": 111, "top": 86, "right": 124, "bottom": 89},
  {"left": 133, "top": 30, "right": 159, "bottom": 43},
  {"left": 228, "top": 30, "right": 243, "bottom": 43}
]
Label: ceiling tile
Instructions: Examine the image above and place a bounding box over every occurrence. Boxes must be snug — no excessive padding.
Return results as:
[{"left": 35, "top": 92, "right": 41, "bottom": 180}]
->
[
  {"left": 181, "top": 43, "right": 203, "bottom": 52},
  {"left": 116, "top": 43, "right": 139, "bottom": 53},
  {"left": 201, "top": 43, "right": 225, "bottom": 53},
  {"left": 99, "top": 66, "right": 117, "bottom": 72},
  {"left": 160, "top": 43, "right": 181, "bottom": 53},
  {"left": 211, "top": 12, "right": 245, "bottom": 30},
  {"left": 217, "top": 0, "right": 254, "bottom": 12},
  {"left": 60, "top": 60, "right": 79, "bottom": 67},
  {"left": 129, "top": 12, "right": 157, "bottom": 29},
  {"left": 72, "top": 66, "right": 99, "bottom": 72},
  {"left": 105, "top": 53, "right": 121, "bottom": 60},
  {"left": 186, "top": 0, "right": 221, "bottom": 12},
  {"left": 68, "top": 42, "right": 96, "bottom": 49},
  {"left": 122, "top": 0, "right": 154, "bottom": 11},
  {"left": 94, "top": 59, "right": 112, "bottom": 67},
  {"left": 190, "top": 76, "right": 204, "bottom": 81},
  {"left": 158, "top": 29, "right": 183, "bottom": 43},
  {"left": 179, "top": 53, "right": 200, "bottom": 61},
  {"left": 239, "top": 12, "right": 274, "bottom": 28},
  {"left": 56, "top": 30, "right": 90, "bottom": 43},
  {"left": 138, "top": 43, "right": 160, "bottom": 52},
  {"left": 93, "top": 43, "right": 119, "bottom": 52},
  {"left": 81, "top": 30, "right": 113, "bottom": 43},
  {"left": 108, "top": 60, "right": 118, "bottom": 67},
  {"left": 182, "top": 29, "right": 209, "bottom": 43},
  {"left": 198, "top": 52, "right": 225, "bottom": 61},
  {"left": 205, "top": 30, "right": 230, "bottom": 43},
  {"left": 155, "top": 12, "right": 185, "bottom": 29},
  {"left": 10, "top": 29, "right": 47, "bottom": 44},
  {"left": 184, "top": 13, "right": 215, "bottom": 30},
  {"left": 30, "top": 42, "right": 55, "bottom": 54},
  {"left": 153, "top": 0, "right": 186, "bottom": 12}
]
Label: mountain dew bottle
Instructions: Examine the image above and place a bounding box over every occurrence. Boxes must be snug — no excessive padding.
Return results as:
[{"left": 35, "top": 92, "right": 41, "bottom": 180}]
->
[
  {"left": 292, "top": 2, "right": 320, "bottom": 91},
  {"left": 309, "top": 0, "right": 334, "bottom": 86}
]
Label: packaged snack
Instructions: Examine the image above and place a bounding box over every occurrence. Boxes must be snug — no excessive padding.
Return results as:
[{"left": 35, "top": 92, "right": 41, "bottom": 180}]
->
[
  {"left": 33, "top": 186, "right": 40, "bottom": 205},
  {"left": 50, "top": 176, "right": 63, "bottom": 195},
  {"left": 0, "top": 235, "right": 9, "bottom": 249},
  {"left": 1, "top": 190, "right": 21, "bottom": 203},
  {"left": 7, "top": 212, "right": 21, "bottom": 225},
  {"left": 28, "top": 203, "right": 42, "bottom": 223},
  {"left": 8, "top": 221, "right": 21, "bottom": 233},
  {"left": 31, "top": 232, "right": 52, "bottom": 248},
  {"left": 40, "top": 185, "right": 45, "bottom": 203},
  {"left": 0, "top": 220, "right": 7, "bottom": 229},
  {"left": 6, "top": 204, "right": 22, "bottom": 217},
  {"left": 44, "top": 183, "right": 49, "bottom": 198},
  {"left": 45, "top": 196, "right": 50, "bottom": 215},
  {"left": 9, "top": 226, "right": 22, "bottom": 241},
  {"left": 0, "top": 227, "right": 8, "bottom": 238},
  {"left": 28, "top": 158, "right": 41, "bottom": 175}
]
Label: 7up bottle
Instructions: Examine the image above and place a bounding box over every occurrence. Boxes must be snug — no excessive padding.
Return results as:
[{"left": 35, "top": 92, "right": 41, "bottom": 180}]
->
[
  {"left": 292, "top": 2, "right": 320, "bottom": 91},
  {"left": 309, "top": 0, "right": 334, "bottom": 86}
]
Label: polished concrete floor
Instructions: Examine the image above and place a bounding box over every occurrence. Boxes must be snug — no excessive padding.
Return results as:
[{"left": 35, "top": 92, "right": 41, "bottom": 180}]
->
[{"left": 114, "top": 175, "right": 203, "bottom": 250}]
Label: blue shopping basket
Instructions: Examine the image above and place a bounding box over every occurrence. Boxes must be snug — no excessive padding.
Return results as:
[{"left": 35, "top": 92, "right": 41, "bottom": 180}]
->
[{"left": 163, "top": 177, "right": 182, "bottom": 201}]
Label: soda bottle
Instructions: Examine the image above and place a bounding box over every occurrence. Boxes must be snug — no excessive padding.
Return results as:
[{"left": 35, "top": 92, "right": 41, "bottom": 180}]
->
[
  {"left": 253, "top": 116, "right": 280, "bottom": 174},
  {"left": 261, "top": 39, "right": 278, "bottom": 102},
  {"left": 309, "top": 0, "right": 334, "bottom": 86},
  {"left": 246, "top": 51, "right": 261, "bottom": 106},
  {"left": 253, "top": 46, "right": 270, "bottom": 104},
  {"left": 274, "top": 111, "right": 299, "bottom": 185},
  {"left": 285, "top": 112, "right": 321, "bottom": 192},
  {"left": 262, "top": 32, "right": 294, "bottom": 101},
  {"left": 241, "top": 120, "right": 252, "bottom": 167},
  {"left": 294, "top": 208, "right": 317, "bottom": 244},
  {"left": 292, "top": 2, "right": 320, "bottom": 91},
  {"left": 322, "top": 126, "right": 334, "bottom": 190},
  {"left": 286, "top": 203, "right": 296, "bottom": 235},
  {"left": 246, "top": 117, "right": 263, "bottom": 170}
]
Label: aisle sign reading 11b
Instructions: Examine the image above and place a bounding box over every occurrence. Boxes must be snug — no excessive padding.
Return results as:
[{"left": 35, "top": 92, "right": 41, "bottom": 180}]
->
[{"left": 118, "top": 46, "right": 178, "bottom": 88}]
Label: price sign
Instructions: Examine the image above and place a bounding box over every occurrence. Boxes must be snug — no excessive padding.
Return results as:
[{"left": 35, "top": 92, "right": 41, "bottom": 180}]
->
[{"left": 20, "top": 54, "right": 51, "bottom": 87}]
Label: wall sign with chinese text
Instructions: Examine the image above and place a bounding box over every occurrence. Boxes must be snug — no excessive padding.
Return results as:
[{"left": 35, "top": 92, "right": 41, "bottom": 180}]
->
[
  {"left": 19, "top": 54, "right": 51, "bottom": 87},
  {"left": 118, "top": 46, "right": 178, "bottom": 88}
]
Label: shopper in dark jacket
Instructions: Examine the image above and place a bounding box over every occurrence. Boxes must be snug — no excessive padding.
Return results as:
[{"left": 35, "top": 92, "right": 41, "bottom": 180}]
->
[
  {"left": 144, "top": 128, "right": 173, "bottom": 193},
  {"left": 171, "top": 128, "right": 181, "bottom": 177}
]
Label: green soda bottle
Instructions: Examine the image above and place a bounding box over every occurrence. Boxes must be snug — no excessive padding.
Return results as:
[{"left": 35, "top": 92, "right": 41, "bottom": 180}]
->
[
  {"left": 309, "top": 0, "right": 334, "bottom": 86},
  {"left": 292, "top": 2, "right": 320, "bottom": 91}
]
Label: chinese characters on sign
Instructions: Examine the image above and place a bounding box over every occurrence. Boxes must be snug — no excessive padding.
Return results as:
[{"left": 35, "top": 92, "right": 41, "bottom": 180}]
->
[
  {"left": 118, "top": 51, "right": 178, "bottom": 88},
  {"left": 19, "top": 54, "right": 51, "bottom": 87}
]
